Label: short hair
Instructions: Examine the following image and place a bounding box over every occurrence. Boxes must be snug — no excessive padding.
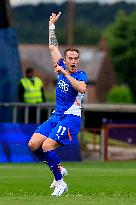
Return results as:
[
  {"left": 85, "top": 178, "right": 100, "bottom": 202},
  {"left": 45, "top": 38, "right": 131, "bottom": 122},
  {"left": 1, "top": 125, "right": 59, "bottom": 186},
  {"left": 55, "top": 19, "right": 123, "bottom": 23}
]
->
[
  {"left": 64, "top": 48, "right": 80, "bottom": 57},
  {"left": 25, "top": 67, "right": 34, "bottom": 75}
]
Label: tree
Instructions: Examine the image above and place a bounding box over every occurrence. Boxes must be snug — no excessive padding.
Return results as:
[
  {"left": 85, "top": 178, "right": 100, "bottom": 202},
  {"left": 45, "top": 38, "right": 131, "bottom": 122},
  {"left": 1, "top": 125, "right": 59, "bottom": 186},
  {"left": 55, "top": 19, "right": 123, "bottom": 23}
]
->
[
  {"left": 106, "top": 85, "right": 134, "bottom": 104},
  {"left": 104, "top": 10, "right": 136, "bottom": 101},
  {"left": 75, "top": 20, "right": 101, "bottom": 45}
]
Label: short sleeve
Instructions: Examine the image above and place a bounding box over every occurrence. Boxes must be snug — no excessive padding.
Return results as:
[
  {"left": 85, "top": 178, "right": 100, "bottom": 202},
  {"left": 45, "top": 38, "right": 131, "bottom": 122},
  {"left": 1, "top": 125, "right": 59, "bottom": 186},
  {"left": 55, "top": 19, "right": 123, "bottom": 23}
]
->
[{"left": 78, "top": 71, "right": 88, "bottom": 84}]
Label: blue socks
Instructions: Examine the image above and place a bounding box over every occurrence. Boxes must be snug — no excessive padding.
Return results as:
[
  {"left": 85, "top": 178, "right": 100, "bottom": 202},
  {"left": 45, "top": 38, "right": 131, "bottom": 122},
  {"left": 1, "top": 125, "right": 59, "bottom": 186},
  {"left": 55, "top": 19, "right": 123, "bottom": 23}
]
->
[
  {"left": 33, "top": 146, "right": 46, "bottom": 161},
  {"left": 33, "top": 147, "right": 62, "bottom": 181},
  {"left": 45, "top": 150, "right": 62, "bottom": 181}
]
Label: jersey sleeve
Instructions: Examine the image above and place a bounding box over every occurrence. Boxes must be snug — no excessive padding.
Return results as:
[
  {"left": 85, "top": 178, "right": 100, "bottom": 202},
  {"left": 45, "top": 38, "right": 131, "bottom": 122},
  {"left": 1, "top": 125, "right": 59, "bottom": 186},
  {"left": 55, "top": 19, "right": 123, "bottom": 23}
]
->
[{"left": 77, "top": 71, "right": 88, "bottom": 83}]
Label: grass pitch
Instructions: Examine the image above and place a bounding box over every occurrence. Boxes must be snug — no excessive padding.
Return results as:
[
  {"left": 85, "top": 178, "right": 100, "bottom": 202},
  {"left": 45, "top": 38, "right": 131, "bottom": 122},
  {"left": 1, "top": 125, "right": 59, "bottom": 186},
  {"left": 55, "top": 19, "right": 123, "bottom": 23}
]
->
[{"left": 0, "top": 161, "right": 136, "bottom": 205}]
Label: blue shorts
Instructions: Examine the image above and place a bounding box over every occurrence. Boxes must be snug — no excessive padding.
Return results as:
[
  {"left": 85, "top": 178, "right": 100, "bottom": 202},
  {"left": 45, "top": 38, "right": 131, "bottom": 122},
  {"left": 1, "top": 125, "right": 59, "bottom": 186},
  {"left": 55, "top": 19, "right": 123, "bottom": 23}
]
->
[{"left": 35, "top": 113, "right": 81, "bottom": 145}]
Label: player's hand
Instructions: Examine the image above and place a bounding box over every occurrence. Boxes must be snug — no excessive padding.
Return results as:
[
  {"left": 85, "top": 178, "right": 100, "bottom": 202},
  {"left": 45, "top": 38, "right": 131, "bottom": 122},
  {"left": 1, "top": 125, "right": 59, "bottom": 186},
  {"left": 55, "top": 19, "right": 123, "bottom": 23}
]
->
[
  {"left": 49, "top": 12, "right": 61, "bottom": 26},
  {"left": 53, "top": 64, "right": 68, "bottom": 76}
]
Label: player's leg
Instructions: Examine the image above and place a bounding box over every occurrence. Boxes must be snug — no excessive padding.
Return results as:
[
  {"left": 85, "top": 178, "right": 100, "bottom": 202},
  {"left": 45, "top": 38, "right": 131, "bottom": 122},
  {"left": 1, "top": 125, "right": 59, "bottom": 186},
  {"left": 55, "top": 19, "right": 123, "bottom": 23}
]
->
[
  {"left": 42, "top": 138, "right": 68, "bottom": 196},
  {"left": 47, "top": 114, "right": 81, "bottom": 195},
  {"left": 28, "top": 132, "right": 67, "bottom": 196},
  {"left": 28, "top": 125, "right": 67, "bottom": 182},
  {"left": 44, "top": 115, "right": 76, "bottom": 196},
  {"left": 28, "top": 124, "right": 67, "bottom": 195},
  {"left": 28, "top": 118, "right": 55, "bottom": 161},
  {"left": 28, "top": 132, "right": 47, "bottom": 161},
  {"left": 50, "top": 166, "right": 68, "bottom": 189},
  {"left": 28, "top": 114, "right": 68, "bottom": 196}
]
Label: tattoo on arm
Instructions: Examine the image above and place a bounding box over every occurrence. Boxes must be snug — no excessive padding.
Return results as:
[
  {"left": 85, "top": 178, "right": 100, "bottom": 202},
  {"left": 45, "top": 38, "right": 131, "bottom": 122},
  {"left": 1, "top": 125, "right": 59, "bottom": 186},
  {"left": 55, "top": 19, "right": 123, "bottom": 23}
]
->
[{"left": 49, "top": 28, "right": 58, "bottom": 46}]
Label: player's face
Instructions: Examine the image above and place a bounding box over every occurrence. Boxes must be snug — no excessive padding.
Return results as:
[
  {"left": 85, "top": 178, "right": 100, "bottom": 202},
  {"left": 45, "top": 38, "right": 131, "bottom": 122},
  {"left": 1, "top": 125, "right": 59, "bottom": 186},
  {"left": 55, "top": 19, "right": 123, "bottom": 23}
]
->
[{"left": 64, "top": 51, "right": 79, "bottom": 73}]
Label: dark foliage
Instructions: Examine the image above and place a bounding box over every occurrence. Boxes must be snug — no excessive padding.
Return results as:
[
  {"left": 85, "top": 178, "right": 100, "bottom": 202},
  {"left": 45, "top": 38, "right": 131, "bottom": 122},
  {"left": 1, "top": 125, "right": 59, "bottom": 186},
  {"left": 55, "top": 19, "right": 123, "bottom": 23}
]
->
[{"left": 11, "top": 2, "right": 136, "bottom": 45}]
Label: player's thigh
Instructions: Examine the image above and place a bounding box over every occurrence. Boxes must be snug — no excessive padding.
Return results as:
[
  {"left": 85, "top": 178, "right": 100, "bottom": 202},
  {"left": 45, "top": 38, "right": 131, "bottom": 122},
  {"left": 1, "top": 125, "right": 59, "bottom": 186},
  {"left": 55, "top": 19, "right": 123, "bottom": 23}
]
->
[
  {"left": 28, "top": 115, "right": 60, "bottom": 150},
  {"left": 65, "top": 115, "right": 81, "bottom": 135},
  {"left": 34, "top": 114, "right": 61, "bottom": 137},
  {"left": 49, "top": 115, "right": 81, "bottom": 145},
  {"left": 28, "top": 133, "right": 47, "bottom": 151},
  {"left": 58, "top": 115, "right": 81, "bottom": 136}
]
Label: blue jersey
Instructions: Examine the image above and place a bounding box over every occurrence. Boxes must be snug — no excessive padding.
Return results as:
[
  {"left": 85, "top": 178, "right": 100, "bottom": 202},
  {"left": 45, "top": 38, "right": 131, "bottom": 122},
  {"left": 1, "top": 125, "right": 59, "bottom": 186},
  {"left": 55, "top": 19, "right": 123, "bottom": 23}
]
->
[
  {"left": 35, "top": 59, "right": 88, "bottom": 144},
  {"left": 54, "top": 60, "right": 88, "bottom": 117}
]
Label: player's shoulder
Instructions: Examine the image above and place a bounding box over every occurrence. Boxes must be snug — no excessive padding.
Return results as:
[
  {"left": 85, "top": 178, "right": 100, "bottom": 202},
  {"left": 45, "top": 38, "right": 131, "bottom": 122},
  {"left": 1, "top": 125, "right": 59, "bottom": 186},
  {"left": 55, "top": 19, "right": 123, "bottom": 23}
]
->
[
  {"left": 77, "top": 70, "right": 87, "bottom": 76},
  {"left": 75, "top": 70, "right": 88, "bottom": 83}
]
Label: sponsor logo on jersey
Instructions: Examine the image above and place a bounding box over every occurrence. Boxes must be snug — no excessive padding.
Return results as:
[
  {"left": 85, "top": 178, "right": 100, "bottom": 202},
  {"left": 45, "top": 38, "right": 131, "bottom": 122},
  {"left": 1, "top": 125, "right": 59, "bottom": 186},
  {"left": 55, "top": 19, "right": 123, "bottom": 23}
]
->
[{"left": 58, "top": 80, "right": 69, "bottom": 92}]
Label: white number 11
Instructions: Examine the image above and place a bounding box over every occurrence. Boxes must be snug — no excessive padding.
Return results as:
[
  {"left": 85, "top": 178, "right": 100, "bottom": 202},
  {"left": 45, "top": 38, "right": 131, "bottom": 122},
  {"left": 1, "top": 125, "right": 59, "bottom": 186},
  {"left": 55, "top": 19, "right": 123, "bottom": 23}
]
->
[{"left": 57, "top": 125, "right": 67, "bottom": 135}]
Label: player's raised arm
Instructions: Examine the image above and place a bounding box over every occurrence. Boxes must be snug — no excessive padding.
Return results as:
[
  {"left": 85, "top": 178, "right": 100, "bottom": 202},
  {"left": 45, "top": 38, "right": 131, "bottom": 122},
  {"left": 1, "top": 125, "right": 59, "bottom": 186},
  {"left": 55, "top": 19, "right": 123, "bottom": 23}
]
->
[{"left": 49, "top": 12, "right": 62, "bottom": 64}]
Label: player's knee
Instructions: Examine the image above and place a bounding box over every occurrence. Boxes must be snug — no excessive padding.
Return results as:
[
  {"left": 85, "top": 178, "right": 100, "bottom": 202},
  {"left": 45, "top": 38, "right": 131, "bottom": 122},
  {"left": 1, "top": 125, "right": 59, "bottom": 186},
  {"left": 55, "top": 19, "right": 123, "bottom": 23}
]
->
[
  {"left": 28, "top": 133, "right": 46, "bottom": 151},
  {"left": 28, "top": 137, "right": 38, "bottom": 151},
  {"left": 42, "top": 142, "right": 52, "bottom": 152},
  {"left": 28, "top": 140, "right": 35, "bottom": 151}
]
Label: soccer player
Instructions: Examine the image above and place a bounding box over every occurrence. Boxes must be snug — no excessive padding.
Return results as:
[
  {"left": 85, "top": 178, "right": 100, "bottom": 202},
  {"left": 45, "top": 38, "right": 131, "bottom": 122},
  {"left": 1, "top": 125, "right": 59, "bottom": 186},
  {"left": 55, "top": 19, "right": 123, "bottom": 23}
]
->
[{"left": 28, "top": 12, "right": 88, "bottom": 196}]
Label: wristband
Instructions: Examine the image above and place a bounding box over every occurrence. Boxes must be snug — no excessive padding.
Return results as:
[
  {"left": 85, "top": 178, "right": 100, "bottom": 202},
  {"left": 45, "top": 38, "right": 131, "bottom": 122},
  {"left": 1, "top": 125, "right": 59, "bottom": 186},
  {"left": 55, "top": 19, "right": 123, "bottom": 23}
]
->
[
  {"left": 57, "top": 58, "right": 67, "bottom": 70},
  {"left": 49, "top": 24, "right": 55, "bottom": 30}
]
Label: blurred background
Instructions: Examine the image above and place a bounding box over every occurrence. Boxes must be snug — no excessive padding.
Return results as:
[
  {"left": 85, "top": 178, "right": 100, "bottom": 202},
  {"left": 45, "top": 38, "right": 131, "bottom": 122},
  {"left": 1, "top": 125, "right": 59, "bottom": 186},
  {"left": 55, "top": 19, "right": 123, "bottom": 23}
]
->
[
  {"left": 4, "top": 0, "right": 136, "bottom": 104},
  {"left": 1, "top": 0, "right": 136, "bottom": 162}
]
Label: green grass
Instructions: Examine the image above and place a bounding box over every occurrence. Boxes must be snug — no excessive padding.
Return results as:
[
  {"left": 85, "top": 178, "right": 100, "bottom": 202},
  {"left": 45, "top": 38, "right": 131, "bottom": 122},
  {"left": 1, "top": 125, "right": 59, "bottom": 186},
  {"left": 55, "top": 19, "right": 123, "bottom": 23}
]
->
[{"left": 0, "top": 161, "right": 136, "bottom": 205}]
